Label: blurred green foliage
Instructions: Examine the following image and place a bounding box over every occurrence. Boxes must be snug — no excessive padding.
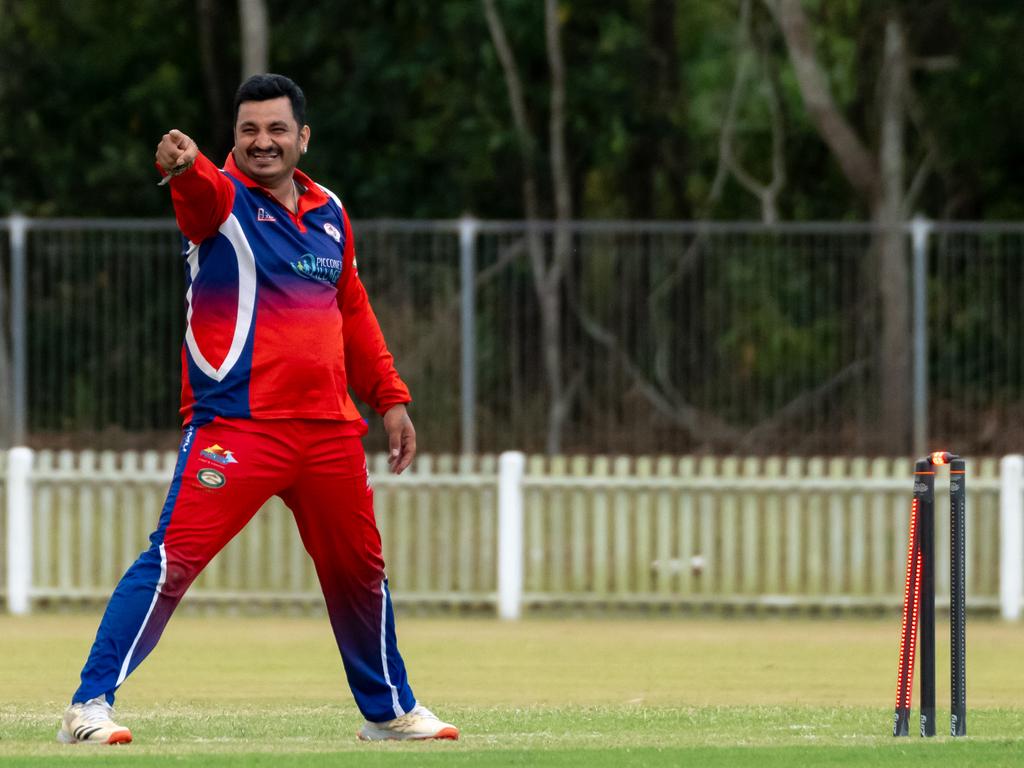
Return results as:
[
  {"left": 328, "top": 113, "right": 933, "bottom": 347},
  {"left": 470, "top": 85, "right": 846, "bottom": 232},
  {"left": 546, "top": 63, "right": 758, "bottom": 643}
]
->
[{"left": 2, "top": 0, "right": 1023, "bottom": 220}]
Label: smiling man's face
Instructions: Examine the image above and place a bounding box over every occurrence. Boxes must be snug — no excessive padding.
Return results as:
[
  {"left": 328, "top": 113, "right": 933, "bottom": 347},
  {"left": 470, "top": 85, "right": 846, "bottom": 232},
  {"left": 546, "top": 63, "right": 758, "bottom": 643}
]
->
[{"left": 232, "top": 96, "right": 310, "bottom": 188}]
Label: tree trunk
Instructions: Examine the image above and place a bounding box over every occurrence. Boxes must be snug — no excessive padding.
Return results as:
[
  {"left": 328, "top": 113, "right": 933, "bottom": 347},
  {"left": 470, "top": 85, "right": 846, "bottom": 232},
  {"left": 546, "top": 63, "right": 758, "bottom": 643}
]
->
[
  {"left": 766, "top": 0, "right": 914, "bottom": 451},
  {"left": 484, "top": 0, "right": 573, "bottom": 453},
  {"left": 764, "top": 0, "right": 879, "bottom": 200},
  {"left": 196, "top": 0, "right": 231, "bottom": 158},
  {"left": 715, "top": 0, "right": 787, "bottom": 223},
  {"left": 543, "top": 0, "right": 572, "bottom": 453},
  {"left": 482, "top": 0, "right": 541, "bottom": 221},
  {"left": 875, "top": 13, "right": 911, "bottom": 450},
  {"left": 239, "top": 0, "right": 269, "bottom": 79},
  {"left": 650, "top": 0, "right": 689, "bottom": 218}
]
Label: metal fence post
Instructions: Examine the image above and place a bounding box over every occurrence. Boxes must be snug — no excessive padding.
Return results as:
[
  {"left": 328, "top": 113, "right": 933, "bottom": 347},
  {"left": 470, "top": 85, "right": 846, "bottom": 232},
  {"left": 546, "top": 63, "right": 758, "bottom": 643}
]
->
[
  {"left": 1000, "top": 454, "right": 1024, "bottom": 621},
  {"left": 497, "top": 450, "right": 525, "bottom": 619},
  {"left": 8, "top": 214, "right": 28, "bottom": 446},
  {"left": 6, "top": 446, "right": 34, "bottom": 614},
  {"left": 911, "top": 216, "right": 931, "bottom": 457},
  {"left": 458, "top": 216, "right": 478, "bottom": 454}
]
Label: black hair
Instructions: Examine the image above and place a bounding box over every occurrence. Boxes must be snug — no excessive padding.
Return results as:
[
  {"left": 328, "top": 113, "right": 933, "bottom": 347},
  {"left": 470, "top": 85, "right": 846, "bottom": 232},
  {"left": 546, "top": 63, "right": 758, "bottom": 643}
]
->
[{"left": 233, "top": 73, "right": 306, "bottom": 126}]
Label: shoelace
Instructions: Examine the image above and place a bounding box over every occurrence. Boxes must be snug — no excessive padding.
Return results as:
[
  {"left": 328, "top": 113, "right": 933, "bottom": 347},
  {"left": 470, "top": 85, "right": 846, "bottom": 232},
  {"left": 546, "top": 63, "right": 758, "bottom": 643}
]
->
[
  {"left": 387, "top": 706, "right": 437, "bottom": 731},
  {"left": 78, "top": 698, "right": 115, "bottom": 724}
]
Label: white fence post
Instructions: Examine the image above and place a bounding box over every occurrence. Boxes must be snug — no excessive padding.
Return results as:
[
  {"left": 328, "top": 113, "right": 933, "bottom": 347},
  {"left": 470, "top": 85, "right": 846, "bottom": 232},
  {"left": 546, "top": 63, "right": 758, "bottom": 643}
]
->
[
  {"left": 497, "top": 451, "right": 525, "bottom": 620},
  {"left": 1000, "top": 454, "right": 1024, "bottom": 621},
  {"left": 6, "top": 447, "right": 34, "bottom": 615}
]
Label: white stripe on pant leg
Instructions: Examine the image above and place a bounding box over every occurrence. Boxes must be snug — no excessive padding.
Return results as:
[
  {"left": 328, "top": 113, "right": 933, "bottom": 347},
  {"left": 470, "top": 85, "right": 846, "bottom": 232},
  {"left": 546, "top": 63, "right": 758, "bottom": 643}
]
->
[
  {"left": 116, "top": 544, "right": 168, "bottom": 686},
  {"left": 379, "top": 579, "right": 404, "bottom": 718}
]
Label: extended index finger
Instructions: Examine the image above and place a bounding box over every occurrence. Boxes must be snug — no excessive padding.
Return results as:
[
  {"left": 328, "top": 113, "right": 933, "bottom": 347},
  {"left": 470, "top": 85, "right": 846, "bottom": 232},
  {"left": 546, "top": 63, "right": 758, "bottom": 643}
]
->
[{"left": 167, "top": 129, "right": 190, "bottom": 150}]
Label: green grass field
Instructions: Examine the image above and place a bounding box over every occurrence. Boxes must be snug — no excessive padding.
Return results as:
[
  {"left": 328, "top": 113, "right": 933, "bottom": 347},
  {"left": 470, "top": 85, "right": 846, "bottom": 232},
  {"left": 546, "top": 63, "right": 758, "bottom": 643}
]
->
[{"left": 2, "top": 613, "right": 1024, "bottom": 766}]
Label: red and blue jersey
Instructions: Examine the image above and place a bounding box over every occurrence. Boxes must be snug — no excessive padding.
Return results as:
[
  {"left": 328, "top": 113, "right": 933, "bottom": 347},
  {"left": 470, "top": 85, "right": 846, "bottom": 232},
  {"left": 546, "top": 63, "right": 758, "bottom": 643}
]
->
[{"left": 164, "top": 152, "right": 410, "bottom": 430}]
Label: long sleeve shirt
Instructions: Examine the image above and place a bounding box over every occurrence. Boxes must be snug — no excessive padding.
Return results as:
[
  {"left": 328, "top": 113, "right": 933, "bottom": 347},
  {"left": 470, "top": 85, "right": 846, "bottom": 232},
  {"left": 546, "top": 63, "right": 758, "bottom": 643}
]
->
[{"left": 164, "top": 152, "right": 410, "bottom": 432}]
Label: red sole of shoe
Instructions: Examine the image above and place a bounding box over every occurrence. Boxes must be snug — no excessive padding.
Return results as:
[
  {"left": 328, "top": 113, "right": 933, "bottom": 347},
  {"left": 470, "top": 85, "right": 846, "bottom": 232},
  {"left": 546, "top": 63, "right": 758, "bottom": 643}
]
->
[
  {"left": 427, "top": 727, "right": 459, "bottom": 740},
  {"left": 356, "top": 728, "right": 460, "bottom": 742}
]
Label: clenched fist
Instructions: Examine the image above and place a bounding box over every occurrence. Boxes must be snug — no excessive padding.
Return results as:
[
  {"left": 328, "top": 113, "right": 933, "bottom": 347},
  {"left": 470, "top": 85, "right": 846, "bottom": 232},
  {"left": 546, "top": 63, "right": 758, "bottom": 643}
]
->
[{"left": 155, "top": 129, "right": 198, "bottom": 174}]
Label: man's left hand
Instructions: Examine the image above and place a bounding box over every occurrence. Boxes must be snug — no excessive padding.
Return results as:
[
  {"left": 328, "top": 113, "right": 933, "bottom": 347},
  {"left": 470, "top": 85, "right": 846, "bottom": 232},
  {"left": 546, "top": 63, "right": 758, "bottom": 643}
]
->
[{"left": 383, "top": 404, "right": 416, "bottom": 474}]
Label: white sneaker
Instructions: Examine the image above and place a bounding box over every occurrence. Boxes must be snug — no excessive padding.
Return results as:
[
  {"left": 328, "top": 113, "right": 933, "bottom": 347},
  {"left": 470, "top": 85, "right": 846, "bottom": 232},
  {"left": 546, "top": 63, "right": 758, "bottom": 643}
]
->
[
  {"left": 358, "top": 704, "right": 459, "bottom": 741},
  {"left": 56, "top": 696, "right": 133, "bottom": 745}
]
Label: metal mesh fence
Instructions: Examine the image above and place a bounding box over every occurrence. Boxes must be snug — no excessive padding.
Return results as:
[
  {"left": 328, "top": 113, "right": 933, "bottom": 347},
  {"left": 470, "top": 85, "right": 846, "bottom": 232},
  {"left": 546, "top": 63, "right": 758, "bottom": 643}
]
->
[
  {"left": 355, "top": 223, "right": 463, "bottom": 453},
  {"left": 475, "top": 224, "right": 879, "bottom": 454},
  {"left": 3, "top": 218, "right": 1023, "bottom": 455},
  {"left": 22, "top": 221, "right": 183, "bottom": 448},
  {"left": 929, "top": 226, "right": 1024, "bottom": 453}
]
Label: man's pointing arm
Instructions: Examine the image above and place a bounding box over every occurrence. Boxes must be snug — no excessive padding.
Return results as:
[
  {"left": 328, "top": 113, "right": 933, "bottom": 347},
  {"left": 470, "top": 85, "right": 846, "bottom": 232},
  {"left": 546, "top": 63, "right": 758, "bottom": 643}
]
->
[{"left": 155, "top": 129, "right": 234, "bottom": 243}]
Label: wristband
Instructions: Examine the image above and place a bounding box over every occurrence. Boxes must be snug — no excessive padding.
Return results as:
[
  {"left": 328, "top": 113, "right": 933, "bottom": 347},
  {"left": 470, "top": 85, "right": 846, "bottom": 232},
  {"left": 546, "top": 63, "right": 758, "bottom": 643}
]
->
[{"left": 157, "top": 160, "right": 194, "bottom": 186}]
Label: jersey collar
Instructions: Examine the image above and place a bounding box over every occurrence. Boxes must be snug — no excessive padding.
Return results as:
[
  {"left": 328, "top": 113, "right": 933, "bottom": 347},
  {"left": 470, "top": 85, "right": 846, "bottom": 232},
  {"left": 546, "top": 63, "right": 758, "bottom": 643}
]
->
[{"left": 223, "top": 153, "right": 329, "bottom": 217}]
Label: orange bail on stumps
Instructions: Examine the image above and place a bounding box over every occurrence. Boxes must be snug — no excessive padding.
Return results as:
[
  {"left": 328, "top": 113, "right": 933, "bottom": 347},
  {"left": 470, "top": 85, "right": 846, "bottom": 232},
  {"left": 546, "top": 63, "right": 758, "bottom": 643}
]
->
[{"left": 892, "top": 452, "right": 967, "bottom": 738}]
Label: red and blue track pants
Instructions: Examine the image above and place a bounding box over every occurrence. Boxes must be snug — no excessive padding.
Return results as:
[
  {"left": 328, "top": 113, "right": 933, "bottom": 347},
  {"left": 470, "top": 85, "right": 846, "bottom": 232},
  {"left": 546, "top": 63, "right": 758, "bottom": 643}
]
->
[{"left": 72, "top": 417, "right": 417, "bottom": 722}]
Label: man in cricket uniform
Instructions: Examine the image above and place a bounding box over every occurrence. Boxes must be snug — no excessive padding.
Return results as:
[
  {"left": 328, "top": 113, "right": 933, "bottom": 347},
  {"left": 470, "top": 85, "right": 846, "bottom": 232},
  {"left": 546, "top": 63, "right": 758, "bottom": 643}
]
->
[{"left": 57, "top": 74, "right": 458, "bottom": 745}]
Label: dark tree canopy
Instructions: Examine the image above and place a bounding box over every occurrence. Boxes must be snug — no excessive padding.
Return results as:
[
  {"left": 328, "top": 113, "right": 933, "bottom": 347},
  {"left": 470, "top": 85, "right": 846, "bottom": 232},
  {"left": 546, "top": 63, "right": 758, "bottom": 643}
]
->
[{"left": 1, "top": 0, "right": 1021, "bottom": 220}]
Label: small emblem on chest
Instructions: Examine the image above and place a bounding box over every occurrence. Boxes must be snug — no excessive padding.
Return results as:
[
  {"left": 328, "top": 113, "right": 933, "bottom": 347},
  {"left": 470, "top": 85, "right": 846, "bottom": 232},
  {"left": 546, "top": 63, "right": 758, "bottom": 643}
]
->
[
  {"left": 323, "top": 222, "right": 342, "bottom": 242},
  {"left": 257, "top": 208, "right": 277, "bottom": 222}
]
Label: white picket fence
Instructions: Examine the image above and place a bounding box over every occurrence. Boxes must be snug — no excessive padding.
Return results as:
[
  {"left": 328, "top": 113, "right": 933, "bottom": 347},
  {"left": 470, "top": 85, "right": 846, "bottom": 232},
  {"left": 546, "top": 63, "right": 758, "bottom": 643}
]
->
[{"left": 3, "top": 448, "right": 1023, "bottom": 619}]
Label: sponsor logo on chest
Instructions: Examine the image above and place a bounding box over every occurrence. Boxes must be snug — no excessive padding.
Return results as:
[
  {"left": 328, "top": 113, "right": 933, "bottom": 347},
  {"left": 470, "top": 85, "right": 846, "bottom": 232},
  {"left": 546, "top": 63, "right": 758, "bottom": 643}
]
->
[{"left": 290, "top": 252, "right": 342, "bottom": 284}]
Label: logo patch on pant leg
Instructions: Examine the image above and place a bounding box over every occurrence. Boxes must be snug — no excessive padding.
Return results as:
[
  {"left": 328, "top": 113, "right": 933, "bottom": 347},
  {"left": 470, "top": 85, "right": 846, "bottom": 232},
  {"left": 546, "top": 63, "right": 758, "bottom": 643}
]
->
[
  {"left": 200, "top": 444, "right": 238, "bottom": 465},
  {"left": 197, "top": 468, "right": 226, "bottom": 488}
]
